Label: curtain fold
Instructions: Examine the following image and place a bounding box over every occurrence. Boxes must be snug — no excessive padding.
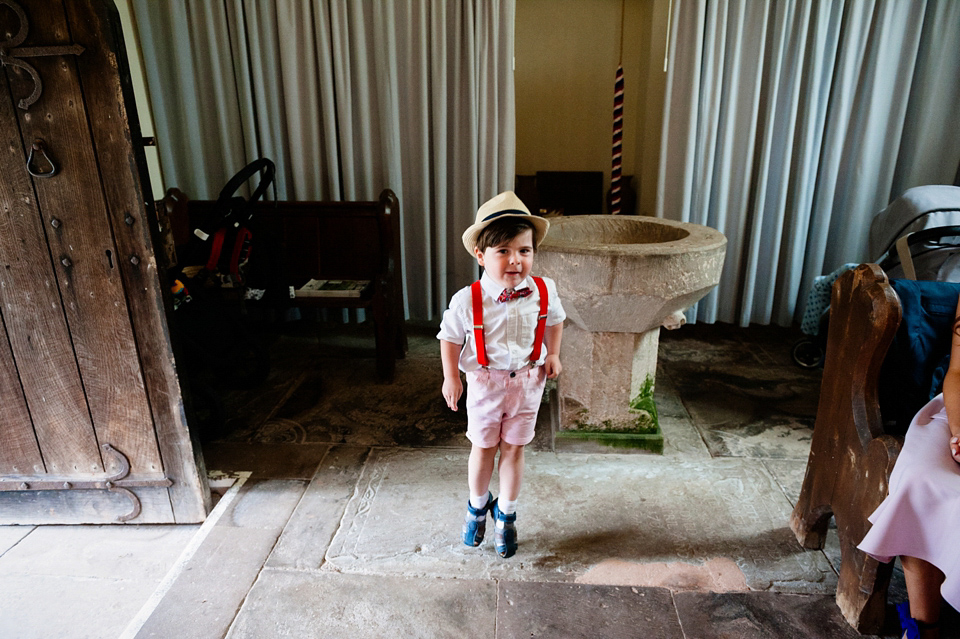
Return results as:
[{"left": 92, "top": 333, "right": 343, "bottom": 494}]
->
[
  {"left": 133, "top": 0, "right": 516, "bottom": 321},
  {"left": 891, "top": 0, "right": 960, "bottom": 196},
  {"left": 134, "top": 1, "right": 247, "bottom": 194},
  {"left": 659, "top": 0, "right": 960, "bottom": 326}
]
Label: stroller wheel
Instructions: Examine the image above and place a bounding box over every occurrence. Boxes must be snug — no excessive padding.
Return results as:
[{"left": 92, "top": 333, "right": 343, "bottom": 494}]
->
[{"left": 792, "top": 338, "right": 824, "bottom": 369}]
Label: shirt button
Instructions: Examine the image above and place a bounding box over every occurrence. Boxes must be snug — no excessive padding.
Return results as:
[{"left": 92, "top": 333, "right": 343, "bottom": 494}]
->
[{"left": 510, "top": 371, "right": 516, "bottom": 378}]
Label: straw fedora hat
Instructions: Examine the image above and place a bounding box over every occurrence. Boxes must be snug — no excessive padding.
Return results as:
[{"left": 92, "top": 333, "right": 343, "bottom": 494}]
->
[{"left": 461, "top": 191, "right": 550, "bottom": 256}]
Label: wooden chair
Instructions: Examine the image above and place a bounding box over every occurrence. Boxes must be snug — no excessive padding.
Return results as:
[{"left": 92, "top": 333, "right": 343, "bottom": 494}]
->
[
  {"left": 791, "top": 263, "right": 960, "bottom": 632},
  {"left": 186, "top": 189, "right": 406, "bottom": 382}
]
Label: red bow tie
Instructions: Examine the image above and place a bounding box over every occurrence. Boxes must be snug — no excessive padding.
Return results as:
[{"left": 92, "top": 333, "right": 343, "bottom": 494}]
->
[{"left": 498, "top": 287, "right": 533, "bottom": 303}]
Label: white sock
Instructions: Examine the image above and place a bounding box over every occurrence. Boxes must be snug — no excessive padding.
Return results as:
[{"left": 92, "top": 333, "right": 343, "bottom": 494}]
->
[
  {"left": 469, "top": 493, "right": 489, "bottom": 520},
  {"left": 498, "top": 498, "right": 517, "bottom": 515}
]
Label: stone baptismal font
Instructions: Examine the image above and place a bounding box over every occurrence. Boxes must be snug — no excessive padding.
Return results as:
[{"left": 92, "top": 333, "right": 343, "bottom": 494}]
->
[{"left": 537, "top": 215, "right": 726, "bottom": 451}]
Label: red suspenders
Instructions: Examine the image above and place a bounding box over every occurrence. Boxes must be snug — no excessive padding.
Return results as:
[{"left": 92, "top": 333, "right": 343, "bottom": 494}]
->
[
  {"left": 531, "top": 277, "right": 549, "bottom": 360},
  {"left": 471, "top": 277, "right": 549, "bottom": 367},
  {"left": 471, "top": 281, "right": 488, "bottom": 366}
]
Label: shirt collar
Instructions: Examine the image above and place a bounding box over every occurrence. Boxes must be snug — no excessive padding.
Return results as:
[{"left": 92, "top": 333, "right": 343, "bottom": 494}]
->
[{"left": 480, "top": 271, "right": 532, "bottom": 299}]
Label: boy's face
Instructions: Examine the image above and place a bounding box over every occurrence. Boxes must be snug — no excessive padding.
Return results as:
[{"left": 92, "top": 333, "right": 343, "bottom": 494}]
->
[{"left": 474, "top": 228, "right": 535, "bottom": 291}]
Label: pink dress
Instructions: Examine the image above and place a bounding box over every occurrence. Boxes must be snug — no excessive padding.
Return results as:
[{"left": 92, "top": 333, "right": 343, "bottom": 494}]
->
[{"left": 858, "top": 394, "right": 960, "bottom": 609}]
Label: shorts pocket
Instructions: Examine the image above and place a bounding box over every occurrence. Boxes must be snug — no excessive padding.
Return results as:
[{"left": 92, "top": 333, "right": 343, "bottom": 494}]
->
[{"left": 525, "top": 366, "right": 547, "bottom": 391}]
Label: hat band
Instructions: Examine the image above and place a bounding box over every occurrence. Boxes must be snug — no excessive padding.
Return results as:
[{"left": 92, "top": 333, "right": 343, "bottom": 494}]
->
[{"left": 481, "top": 208, "right": 531, "bottom": 223}]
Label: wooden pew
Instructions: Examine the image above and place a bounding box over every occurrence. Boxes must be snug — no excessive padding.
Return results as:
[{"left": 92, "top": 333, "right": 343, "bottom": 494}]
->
[
  {"left": 790, "top": 264, "right": 960, "bottom": 632},
  {"left": 187, "top": 189, "right": 406, "bottom": 382},
  {"left": 790, "top": 264, "right": 902, "bottom": 633}
]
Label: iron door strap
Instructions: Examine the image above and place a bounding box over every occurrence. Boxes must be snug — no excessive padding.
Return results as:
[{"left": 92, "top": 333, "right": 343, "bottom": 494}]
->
[
  {"left": 26, "top": 139, "right": 56, "bottom": 177},
  {"left": 0, "top": 0, "right": 86, "bottom": 110},
  {"left": 0, "top": 443, "right": 173, "bottom": 522}
]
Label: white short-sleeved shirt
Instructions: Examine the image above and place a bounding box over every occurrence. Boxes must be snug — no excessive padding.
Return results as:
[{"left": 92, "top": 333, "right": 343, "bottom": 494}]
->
[{"left": 437, "top": 272, "right": 566, "bottom": 372}]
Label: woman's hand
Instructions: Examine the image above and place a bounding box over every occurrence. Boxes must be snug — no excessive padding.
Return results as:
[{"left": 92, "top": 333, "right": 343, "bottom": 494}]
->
[{"left": 951, "top": 435, "right": 960, "bottom": 463}]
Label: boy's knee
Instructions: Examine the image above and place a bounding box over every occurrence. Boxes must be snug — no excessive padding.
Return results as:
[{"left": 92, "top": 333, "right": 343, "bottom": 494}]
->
[
  {"left": 471, "top": 443, "right": 499, "bottom": 458},
  {"left": 499, "top": 441, "right": 524, "bottom": 457}
]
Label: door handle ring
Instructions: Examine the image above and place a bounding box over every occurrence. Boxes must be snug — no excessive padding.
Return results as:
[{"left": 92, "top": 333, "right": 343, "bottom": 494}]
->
[{"left": 26, "top": 139, "right": 57, "bottom": 178}]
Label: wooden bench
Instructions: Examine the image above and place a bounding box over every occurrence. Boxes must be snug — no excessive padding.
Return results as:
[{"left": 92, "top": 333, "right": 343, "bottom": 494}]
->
[
  {"left": 790, "top": 264, "right": 901, "bottom": 633},
  {"left": 186, "top": 189, "right": 406, "bottom": 382},
  {"left": 790, "top": 263, "right": 960, "bottom": 633}
]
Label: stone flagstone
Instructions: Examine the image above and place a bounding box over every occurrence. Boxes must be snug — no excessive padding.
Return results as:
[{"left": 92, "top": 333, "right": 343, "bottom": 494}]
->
[
  {"left": 0, "top": 525, "right": 196, "bottom": 639},
  {"left": 672, "top": 591, "right": 883, "bottom": 639},
  {"left": 322, "top": 449, "right": 836, "bottom": 593},
  {"left": 226, "top": 571, "right": 497, "bottom": 639},
  {"left": 497, "top": 581, "right": 684, "bottom": 639}
]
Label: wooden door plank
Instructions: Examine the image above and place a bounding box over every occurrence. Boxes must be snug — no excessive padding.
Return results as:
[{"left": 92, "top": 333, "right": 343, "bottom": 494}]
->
[
  {"left": 7, "top": 1, "right": 163, "bottom": 477},
  {"left": 66, "top": 0, "right": 209, "bottom": 522},
  {"left": 0, "top": 78, "right": 103, "bottom": 476},
  {"left": 0, "top": 313, "right": 44, "bottom": 475},
  {"left": 0, "top": 486, "right": 175, "bottom": 525}
]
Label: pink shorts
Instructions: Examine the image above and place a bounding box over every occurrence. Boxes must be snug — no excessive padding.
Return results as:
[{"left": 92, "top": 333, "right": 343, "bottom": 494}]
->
[{"left": 465, "top": 366, "right": 547, "bottom": 448}]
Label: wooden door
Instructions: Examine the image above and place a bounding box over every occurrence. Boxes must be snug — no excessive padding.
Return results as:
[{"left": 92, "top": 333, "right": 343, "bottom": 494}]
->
[{"left": 0, "top": 0, "right": 209, "bottom": 523}]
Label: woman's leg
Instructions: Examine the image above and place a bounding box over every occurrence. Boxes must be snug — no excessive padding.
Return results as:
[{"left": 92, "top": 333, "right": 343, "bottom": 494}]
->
[
  {"left": 468, "top": 444, "right": 498, "bottom": 498},
  {"left": 901, "top": 555, "right": 944, "bottom": 638},
  {"left": 497, "top": 442, "right": 525, "bottom": 502}
]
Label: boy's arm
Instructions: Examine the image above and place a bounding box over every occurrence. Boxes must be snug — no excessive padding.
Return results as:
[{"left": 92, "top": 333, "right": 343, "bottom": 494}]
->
[
  {"left": 544, "top": 323, "right": 563, "bottom": 379},
  {"left": 440, "top": 339, "right": 463, "bottom": 411}
]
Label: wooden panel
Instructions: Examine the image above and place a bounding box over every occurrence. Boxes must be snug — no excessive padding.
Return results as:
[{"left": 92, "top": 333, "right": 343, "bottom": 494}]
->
[
  {"left": 0, "top": 72, "right": 102, "bottom": 476},
  {"left": 317, "top": 215, "right": 381, "bottom": 280},
  {"left": 66, "top": 0, "right": 208, "bottom": 521},
  {"left": 0, "top": 313, "right": 44, "bottom": 474},
  {"left": 281, "top": 215, "right": 323, "bottom": 283},
  {"left": 266, "top": 204, "right": 381, "bottom": 281},
  {"left": 8, "top": 1, "right": 161, "bottom": 476},
  {"left": 0, "top": 486, "right": 175, "bottom": 525}
]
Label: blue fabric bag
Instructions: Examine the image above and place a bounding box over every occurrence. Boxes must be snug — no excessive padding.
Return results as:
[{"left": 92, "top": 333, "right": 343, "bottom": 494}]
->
[{"left": 878, "top": 279, "right": 960, "bottom": 436}]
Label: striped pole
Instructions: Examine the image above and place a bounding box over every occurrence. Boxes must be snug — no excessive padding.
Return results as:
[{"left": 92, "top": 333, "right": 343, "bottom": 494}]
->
[
  {"left": 611, "top": 0, "right": 625, "bottom": 214},
  {"left": 611, "top": 64, "right": 624, "bottom": 214}
]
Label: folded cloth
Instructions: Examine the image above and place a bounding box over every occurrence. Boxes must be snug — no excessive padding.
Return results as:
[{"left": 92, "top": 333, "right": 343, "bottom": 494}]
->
[{"left": 799, "top": 263, "right": 857, "bottom": 336}]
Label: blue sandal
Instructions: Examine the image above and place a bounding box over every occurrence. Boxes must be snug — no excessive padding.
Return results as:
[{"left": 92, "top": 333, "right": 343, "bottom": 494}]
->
[
  {"left": 897, "top": 601, "right": 939, "bottom": 639},
  {"left": 492, "top": 500, "right": 517, "bottom": 558},
  {"left": 461, "top": 492, "right": 493, "bottom": 547}
]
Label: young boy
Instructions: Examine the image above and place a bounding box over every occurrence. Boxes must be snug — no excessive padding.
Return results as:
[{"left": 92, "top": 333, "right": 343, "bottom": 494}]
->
[{"left": 437, "top": 191, "right": 565, "bottom": 558}]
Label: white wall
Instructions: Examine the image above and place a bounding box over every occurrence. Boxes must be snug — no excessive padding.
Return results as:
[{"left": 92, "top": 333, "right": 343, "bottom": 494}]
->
[{"left": 515, "top": 0, "right": 669, "bottom": 216}]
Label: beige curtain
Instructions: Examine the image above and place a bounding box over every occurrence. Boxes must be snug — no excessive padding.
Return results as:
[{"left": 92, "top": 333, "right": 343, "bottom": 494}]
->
[
  {"left": 658, "top": 0, "right": 960, "bottom": 326},
  {"left": 133, "top": 0, "right": 516, "bottom": 320}
]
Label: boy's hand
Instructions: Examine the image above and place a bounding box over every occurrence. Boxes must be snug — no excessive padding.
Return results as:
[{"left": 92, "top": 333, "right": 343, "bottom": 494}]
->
[
  {"left": 443, "top": 375, "right": 463, "bottom": 411},
  {"left": 544, "top": 354, "right": 562, "bottom": 379}
]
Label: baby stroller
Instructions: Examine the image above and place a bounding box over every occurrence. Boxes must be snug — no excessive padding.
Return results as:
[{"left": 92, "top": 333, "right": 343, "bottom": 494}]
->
[
  {"left": 170, "top": 159, "right": 277, "bottom": 440},
  {"left": 793, "top": 185, "right": 960, "bottom": 368},
  {"left": 870, "top": 185, "right": 960, "bottom": 281}
]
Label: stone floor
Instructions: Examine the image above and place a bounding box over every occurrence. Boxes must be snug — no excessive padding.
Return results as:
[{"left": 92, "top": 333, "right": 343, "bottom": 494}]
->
[{"left": 2, "top": 319, "right": 959, "bottom": 638}]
